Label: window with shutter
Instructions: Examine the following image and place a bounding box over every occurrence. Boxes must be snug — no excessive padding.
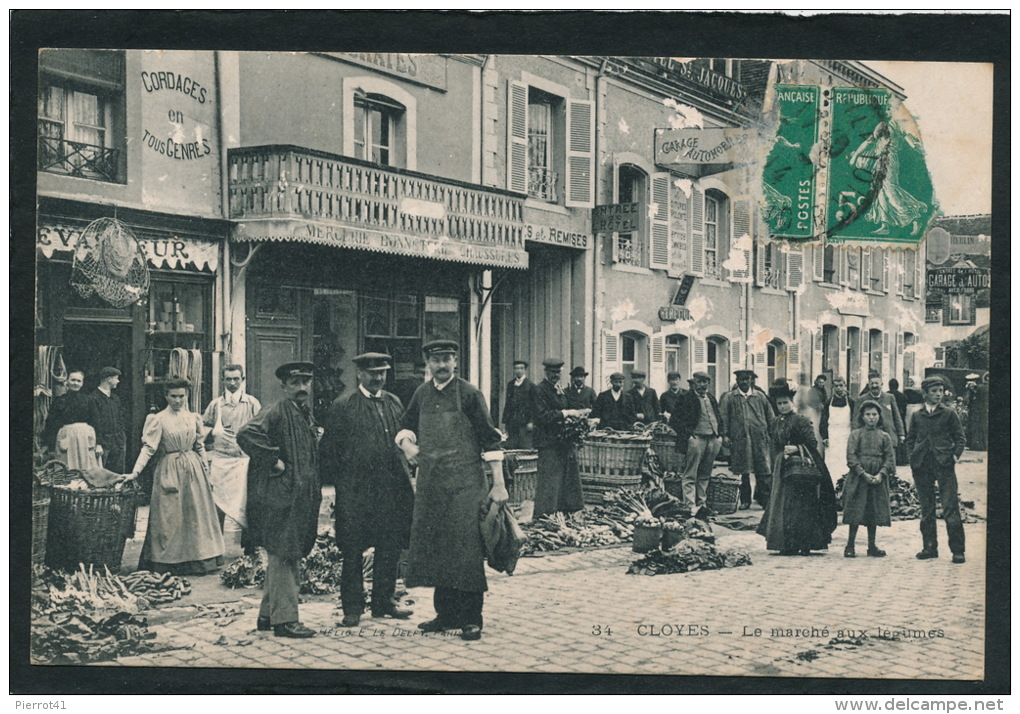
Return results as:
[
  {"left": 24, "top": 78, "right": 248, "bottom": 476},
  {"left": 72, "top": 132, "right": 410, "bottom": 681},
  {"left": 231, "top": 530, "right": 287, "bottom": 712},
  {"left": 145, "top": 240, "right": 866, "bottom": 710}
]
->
[
  {"left": 693, "top": 338, "right": 706, "bottom": 368},
  {"left": 788, "top": 341, "right": 799, "bottom": 371},
  {"left": 882, "top": 249, "right": 890, "bottom": 293},
  {"left": 565, "top": 98, "right": 595, "bottom": 208},
  {"left": 784, "top": 243, "right": 803, "bottom": 291},
  {"left": 730, "top": 338, "right": 742, "bottom": 371},
  {"left": 652, "top": 335, "right": 665, "bottom": 366},
  {"left": 813, "top": 242, "right": 825, "bottom": 281},
  {"left": 872, "top": 248, "right": 885, "bottom": 291},
  {"left": 861, "top": 247, "right": 872, "bottom": 290},
  {"left": 506, "top": 81, "right": 528, "bottom": 194},
  {"left": 650, "top": 173, "right": 672, "bottom": 270},
  {"left": 690, "top": 186, "right": 705, "bottom": 276},
  {"left": 729, "top": 198, "right": 751, "bottom": 281},
  {"left": 614, "top": 164, "right": 648, "bottom": 267},
  {"left": 603, "top": 331, "right": 620, "bottom": 377}
]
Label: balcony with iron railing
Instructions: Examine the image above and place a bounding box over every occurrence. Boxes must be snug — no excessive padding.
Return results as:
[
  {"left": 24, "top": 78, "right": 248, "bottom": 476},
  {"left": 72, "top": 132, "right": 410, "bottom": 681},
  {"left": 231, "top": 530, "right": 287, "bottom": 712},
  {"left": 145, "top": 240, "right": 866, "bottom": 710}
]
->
[
  {"left": 228, "top": 145, "right": 526, "bottom": 251},
  {"left": 37, "top": 135, "right": 120, "bottom": 183},
  {"left": 527, "top": 165, "right": 558, "bottom": 202}
]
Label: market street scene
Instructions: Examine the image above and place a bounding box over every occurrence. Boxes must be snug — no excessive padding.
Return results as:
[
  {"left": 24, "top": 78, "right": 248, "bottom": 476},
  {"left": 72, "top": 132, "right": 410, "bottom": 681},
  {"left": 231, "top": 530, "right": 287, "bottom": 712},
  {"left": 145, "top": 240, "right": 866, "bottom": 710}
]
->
[{"left": 27, "top": 48, "right": 994, "bottom": 684}]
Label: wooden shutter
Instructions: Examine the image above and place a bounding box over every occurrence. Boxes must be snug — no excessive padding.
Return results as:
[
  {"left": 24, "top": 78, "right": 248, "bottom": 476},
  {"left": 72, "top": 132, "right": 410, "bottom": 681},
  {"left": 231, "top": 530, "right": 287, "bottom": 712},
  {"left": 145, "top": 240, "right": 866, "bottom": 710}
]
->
[
  {"left": 915, "top": 248, "right": 924, "bottom": 302},
  {"left": 789, "top": 341, "right": 800, "bottom": 371},
  {"left": 755, "top": 235, "right": 767, "bottom": 287},
  {"left": 730, "top": 198, "right": 751, "bottom": 281},
  {"left": 839, "top": 247, "right": 851, "bottom": 287},
  {"left": 690, "top": 185, "right": 705, "bottom": 276},
  {"left": 565, "top": 98, "right": 595, "bottom": 208},
  {"left": 861, "top": 247, "right": 872, "bottom": 290},
  {"left": 693, "top": 338, "right": 706, "bottom": 371},
  {"left": 784, "top": 242, "right": 803, "bottom": 291},
  {"left": 754, "top": 349, "right": 766, "bottom": 381},
  {"left": 603, "top": 331, "right": 620, "bottom": 376},
  {"left": 813, "top": 241, "right": 825, "bottom": 281},
  {"left": 506, "top": 81, "right": 528, "bottom": 195},
  {"left": 882, "top": 249, "right": 890, "bottom": 293},
  {"left": 894, "top": 333, "right": 903, "bottom": 380},
  {"left": 649, "top": 172, "right": 671, "bottom": 270},
  {"left": 730, "top": 338, "right": 742, "bottom": 371},
  {"left": 895, "top": 250, "right": 904, "bottom": 296},
  {"left": 610, "top": 156, "right": 621, "bottom": 263}
]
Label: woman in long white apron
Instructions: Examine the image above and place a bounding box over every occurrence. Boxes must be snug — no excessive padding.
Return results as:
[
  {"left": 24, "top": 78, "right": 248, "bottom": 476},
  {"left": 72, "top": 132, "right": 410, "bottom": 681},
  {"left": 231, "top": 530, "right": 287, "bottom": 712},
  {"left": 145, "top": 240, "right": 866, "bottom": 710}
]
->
[{"left": 821, "top": 376, "right": 855, "bottom": 487}]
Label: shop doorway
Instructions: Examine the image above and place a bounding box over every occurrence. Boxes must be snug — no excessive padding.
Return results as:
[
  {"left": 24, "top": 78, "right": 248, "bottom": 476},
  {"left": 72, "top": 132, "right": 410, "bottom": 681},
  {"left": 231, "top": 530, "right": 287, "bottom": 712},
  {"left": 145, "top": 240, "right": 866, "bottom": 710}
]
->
[{"left": 62, "top": 320, "right": 132, "bottom": 397}]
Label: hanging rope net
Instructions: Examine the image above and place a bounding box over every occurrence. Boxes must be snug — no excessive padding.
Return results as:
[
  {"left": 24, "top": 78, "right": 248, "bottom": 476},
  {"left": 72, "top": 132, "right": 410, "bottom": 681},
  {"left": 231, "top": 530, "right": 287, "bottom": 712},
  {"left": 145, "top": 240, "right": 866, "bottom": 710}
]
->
[{"left": 70, "top": 217, "right": 150, "bottom": 308}]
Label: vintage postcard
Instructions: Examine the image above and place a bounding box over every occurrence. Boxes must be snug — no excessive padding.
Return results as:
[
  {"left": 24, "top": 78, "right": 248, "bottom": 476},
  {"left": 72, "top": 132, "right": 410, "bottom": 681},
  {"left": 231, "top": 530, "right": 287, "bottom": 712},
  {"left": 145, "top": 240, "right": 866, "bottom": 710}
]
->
[{"left": 12, "top": 11, "right": 1007, "bottom": 697}]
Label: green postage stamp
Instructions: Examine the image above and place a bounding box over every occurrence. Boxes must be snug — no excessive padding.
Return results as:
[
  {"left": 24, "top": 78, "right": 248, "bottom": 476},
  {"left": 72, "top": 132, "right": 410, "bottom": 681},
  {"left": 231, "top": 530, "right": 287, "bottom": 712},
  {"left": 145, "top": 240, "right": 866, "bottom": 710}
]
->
[{"left": 763, "top": 83, "right": 937, "bottom": 245}]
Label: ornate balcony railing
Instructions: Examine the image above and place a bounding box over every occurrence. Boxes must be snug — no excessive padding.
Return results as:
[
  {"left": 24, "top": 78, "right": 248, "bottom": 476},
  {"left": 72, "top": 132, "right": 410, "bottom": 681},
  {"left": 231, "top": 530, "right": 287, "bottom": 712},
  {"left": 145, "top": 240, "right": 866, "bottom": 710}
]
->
[
  {"left": 228, "top": 146, "right": 526, "bottom": 251},
  {"left": 37, "top": 135, "right": 120, "bottom": 182}
]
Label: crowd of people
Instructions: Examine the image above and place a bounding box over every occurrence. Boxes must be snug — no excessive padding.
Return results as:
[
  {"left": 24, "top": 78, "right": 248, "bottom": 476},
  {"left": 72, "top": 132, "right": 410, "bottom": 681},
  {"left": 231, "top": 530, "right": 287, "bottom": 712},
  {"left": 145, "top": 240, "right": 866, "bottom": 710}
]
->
[{"left": 39, "top": 350, "right": 984, "bottom": 642}]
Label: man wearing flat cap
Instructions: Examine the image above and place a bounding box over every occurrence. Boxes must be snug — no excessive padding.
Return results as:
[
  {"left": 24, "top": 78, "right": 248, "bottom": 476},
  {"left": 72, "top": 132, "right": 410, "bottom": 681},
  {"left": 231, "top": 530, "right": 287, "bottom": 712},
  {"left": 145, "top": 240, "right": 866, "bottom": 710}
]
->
[
  {"left": 627, "top": 370, "right": 660, "bottom": 424},
  {"left": 565, "top": 366, "right": 596, "bottom": 411},
  {"left": 719, "top": 370, "right": 774, "bottom": 510},
  {"left": 533, "top": 358, "right": 588, "bottom": 518},
  {"left": 502, "top": 359, "right": 536, "bottom": 449},
  {"left": 320, "top": 353, "right": 415, "bottom": 627},
  {"left": 591, "top": 372, "right": 638, "bottom": 431},
  {"left": 906, "top": 376, "right": 968, "bottom": 564},
  {"left": 86, "top": 366, "right": 127, "bottom": 472},
  {"left": 396, "top": 340, "right": 507, "bottom": 641},
  {"left": 668, "top": 372, "right": 723, "bottom": 514},
  {"left": 237, "top": 362, "right": 323, "bottom": 638},
  {"left": 659, "top": 371, "right": 687, "bottom": 424}
]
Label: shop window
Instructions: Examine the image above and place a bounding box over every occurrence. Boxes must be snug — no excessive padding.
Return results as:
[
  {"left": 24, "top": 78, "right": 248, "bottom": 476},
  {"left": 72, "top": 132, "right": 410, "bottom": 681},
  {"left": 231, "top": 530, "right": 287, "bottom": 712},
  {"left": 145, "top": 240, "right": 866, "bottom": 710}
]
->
[
  {"left": 614, "top": 164, "right": 648, "bottom": 267},
  {"left": 353, "top": 92, "right": 405, "bottom": 167},
  {"left": 143, "top": 276, "right": 212, "bottom": 412},
  {"left": 507, "top": 80, "right": 594, "bottom": 208},
  {"left": 767, "top": 339, "right": 787, "bottom": 386},
  {"left": 665, "top": 334, "right": 689, "bottom": 378},
  {"left": 706, "top": 336, "right": 729, "bottom": 399},
  {"left": 424, "top": 296, "right": 460, "bottom": 343},
  {"left": 945, "top": 295, "right": 975, "bottom": 326},
  {"left": 38, "top": 50, "right": 125, "bottom": 183},
  {"left": 703, "top": 191, "right": 729, "bottom": 280}
]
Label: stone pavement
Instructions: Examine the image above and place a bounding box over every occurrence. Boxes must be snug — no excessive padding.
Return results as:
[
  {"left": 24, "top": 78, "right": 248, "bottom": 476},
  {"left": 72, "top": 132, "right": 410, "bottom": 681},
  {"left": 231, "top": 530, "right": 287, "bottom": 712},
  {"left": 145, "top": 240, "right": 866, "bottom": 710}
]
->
[{"left": 101, "top": 457, "right": 988, "bottom": 680}]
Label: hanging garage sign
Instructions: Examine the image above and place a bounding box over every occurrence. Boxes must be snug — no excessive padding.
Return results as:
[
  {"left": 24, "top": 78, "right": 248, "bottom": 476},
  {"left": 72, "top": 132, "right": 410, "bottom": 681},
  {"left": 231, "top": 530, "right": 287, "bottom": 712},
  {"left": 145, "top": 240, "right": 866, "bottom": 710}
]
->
[{"left": 654, "top": 128, "right": 753, "bottom": 168}]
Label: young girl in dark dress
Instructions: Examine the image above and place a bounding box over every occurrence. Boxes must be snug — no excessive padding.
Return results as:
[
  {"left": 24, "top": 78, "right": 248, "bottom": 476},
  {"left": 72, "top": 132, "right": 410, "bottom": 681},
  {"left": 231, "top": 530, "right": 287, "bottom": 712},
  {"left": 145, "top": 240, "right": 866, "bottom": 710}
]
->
[{"left": 843, "top": 400, "right": 894, "bottom": 558}]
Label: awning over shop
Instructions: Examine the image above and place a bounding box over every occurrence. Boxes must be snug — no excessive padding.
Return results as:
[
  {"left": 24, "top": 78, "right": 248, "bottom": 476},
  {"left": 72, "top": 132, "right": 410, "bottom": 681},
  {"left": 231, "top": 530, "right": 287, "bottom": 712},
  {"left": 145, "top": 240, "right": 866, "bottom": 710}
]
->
[
  {"left": 37, "top": 221, "right": 219, "bottom": 272},
  {"left": 233, "top": 217, "right": 529, "bottom": 270}
]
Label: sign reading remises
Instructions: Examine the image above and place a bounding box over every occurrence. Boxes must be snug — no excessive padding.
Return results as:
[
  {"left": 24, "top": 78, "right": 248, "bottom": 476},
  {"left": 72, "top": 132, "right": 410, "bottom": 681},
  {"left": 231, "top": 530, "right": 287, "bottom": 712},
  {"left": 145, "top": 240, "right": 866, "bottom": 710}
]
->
[
  {"left": 592, "top": 203, "right": 640, "bottom": 234},
  {"left": 524, "top": 223, "right": 590, "bottom": 249}
]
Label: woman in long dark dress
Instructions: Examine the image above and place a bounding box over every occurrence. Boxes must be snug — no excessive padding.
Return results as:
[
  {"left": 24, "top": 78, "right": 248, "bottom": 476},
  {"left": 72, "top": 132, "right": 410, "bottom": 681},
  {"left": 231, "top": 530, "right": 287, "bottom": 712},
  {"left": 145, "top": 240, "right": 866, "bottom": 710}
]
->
[{"left": 757, "top": 386, "right": 838, "bottom": 555}]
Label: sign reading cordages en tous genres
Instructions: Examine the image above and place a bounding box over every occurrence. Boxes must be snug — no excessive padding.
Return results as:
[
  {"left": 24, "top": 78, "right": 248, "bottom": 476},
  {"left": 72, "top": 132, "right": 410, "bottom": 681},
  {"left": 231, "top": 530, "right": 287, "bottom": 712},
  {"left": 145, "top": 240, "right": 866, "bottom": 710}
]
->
[{"left": 140, "top": 68, "right": 215, "bottom": 161}]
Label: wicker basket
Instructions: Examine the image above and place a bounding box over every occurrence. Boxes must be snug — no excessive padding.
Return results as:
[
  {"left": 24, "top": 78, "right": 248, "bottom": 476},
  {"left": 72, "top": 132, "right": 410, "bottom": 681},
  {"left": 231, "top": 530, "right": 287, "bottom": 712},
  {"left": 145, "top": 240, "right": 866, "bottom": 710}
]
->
[
  {"left": 46, "top": 484, "right": 139, "bottom": 574},
  {"left": 651, "top": 435, "right": 685, "bottom": 474},
  {"left": 503, "top": 449, "right": 538, "bottom": 507},
  {"left": 706, "top": 471, "right": 742, "bottom": 515},
  {"left": 32, "top": 486, "right": 52, "bottom": 566},
  {"left": 578, "top": 432, "right": 650, "bottom": 503}
]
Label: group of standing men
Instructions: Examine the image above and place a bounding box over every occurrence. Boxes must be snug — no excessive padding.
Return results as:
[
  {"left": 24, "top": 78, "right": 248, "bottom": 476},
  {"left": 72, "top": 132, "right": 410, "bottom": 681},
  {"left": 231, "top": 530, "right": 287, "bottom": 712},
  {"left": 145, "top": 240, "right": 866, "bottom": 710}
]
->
[{"left": 237, "top": 340, "right": 506, "bottom": 642}]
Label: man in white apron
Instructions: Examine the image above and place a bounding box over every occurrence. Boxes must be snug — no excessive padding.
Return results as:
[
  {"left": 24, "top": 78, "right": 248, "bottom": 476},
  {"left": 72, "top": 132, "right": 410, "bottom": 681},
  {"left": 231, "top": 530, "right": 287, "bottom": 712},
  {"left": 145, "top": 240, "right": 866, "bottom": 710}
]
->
[
  {"left": 202, "top": 364, "right": 261, "bottom": 544},
  {"left": 821, "top": 375, "right": 854, "bottom": 487}
]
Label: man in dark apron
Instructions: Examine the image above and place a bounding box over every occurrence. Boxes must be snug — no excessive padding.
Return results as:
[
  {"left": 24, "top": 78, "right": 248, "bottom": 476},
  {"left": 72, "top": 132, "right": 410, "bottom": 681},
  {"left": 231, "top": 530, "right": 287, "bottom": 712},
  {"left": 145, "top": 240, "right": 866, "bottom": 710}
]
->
[{"left": 396, "top": 340, "right": 507, "bottom": 641}]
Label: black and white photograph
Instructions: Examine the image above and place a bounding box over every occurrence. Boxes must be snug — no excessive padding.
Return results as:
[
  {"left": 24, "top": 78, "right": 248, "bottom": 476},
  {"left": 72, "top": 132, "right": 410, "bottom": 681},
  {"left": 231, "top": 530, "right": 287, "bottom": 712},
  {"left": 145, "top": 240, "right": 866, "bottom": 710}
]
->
[{"left": 11, "top": 10, "right": 1009, "bottom": 700}]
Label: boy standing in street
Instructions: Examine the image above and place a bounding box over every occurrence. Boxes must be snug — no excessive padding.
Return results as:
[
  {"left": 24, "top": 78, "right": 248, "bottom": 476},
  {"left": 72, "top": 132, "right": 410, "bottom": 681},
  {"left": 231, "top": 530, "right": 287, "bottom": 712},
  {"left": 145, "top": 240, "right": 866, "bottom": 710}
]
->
[{"left": 906, "top": 376, "right": 968, "bottom": 564}]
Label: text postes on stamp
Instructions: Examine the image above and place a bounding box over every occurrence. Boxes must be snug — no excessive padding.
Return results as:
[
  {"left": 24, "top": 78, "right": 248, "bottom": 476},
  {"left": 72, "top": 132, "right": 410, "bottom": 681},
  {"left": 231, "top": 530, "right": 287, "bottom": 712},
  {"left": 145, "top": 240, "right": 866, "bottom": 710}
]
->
[{"left": 762, "top": 84, "right": 821, "bottom": 240}]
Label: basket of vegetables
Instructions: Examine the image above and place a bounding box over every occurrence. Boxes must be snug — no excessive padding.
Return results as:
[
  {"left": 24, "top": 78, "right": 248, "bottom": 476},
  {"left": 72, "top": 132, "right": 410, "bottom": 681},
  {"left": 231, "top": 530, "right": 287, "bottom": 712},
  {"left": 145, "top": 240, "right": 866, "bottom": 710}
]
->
[
  {"left": 577, "top": 430, "right": 651, "bottom": 503},
  {"left": 648, "top": 424, "right": 684, "bottom": 473}
]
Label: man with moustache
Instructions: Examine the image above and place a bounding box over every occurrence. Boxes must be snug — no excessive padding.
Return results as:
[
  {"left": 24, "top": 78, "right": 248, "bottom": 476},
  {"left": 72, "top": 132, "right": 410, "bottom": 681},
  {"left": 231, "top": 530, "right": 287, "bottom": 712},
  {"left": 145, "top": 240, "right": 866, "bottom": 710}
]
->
[
  {"left": 320, "top": 353, "right": 414, "bottom": 628},
  {"left": 669, "top": 372, "right": 723, "bottom": 515},
  {"left": 502, "top": 359, "right": 536, "bottom": 449},
  {"left": 719, "top": 370, "right": 774, "bottom": 510},
  {"left": 396, "top": 341, "right": 506, "bottom": 641},
  {"left": 627, "top": 370, "right": 660, "bottom": 424},
  {"left": 659, "top": 371, "right": 687, "bottom": 424},
  {"left": 237, "top": 362, "right": 323, "bottom": 639},
  {"left": 533, "top": 358, "right": 588, "bottom": 518},
  {"left": 591, "top": 372, "right": 638, "bottom": 431},
  {"left": 565, "top": 366, "right": 596, "bottom": 411},
  {"left": 854, "top": 373, "right": 906, "bottom": 452}
]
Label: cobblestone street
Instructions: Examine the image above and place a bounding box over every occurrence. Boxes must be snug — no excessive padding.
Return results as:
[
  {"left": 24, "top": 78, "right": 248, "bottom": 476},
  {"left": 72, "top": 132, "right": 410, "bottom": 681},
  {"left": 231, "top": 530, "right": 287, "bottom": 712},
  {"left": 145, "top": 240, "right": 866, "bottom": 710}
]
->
[{"left": 93, "top": 455, "right": 989, "bottom": 681}]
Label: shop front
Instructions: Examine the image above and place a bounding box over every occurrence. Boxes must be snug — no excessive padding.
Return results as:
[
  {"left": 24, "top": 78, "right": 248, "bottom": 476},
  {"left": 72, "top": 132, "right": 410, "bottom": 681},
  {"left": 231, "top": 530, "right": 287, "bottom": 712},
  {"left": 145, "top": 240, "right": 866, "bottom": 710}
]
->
[
  {"left": 34, "top": 199, "right": 226, "bottom": 459},
  {"left": 227, "top": 146, "right": 528, "bottom": 413}
]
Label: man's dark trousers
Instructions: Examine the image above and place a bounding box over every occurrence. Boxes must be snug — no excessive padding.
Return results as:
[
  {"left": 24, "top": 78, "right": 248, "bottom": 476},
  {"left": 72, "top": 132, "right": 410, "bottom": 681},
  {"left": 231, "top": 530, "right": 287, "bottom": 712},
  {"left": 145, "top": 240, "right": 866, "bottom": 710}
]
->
[
  {"left": 912, "top": 458, "right": 965, "bottom": 556},
  {"left": 341, "top": 546, "right": 401, "bottom": 615}
]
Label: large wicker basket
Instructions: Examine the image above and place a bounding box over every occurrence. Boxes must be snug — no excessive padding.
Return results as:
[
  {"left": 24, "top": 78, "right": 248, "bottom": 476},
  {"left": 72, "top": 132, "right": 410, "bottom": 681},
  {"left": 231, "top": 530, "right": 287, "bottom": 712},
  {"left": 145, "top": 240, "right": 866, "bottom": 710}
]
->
[
  {"left": 577, "top": 432, "right": 651, "bottom": 504},
  {"left": 484, "top": 450, "right": 538, "bottom": 508},
  {"left": 46, "top": 484, "right": 139, "bottom": 574},
  {"left": 650, "top": 435, "right": 685, "bottom": 474},
  {"left": 706, "top": 471, "right": 742, "bottom": 515},
  {"left": 32, "top": 486, "right": 52, "bottom": 566}
]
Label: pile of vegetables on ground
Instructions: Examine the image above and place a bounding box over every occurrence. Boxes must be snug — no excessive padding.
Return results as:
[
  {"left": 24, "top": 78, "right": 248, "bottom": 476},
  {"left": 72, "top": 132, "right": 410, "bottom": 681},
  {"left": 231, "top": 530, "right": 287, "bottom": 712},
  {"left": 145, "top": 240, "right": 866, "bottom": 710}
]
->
[
  {"left": 220, "top": 530, "right": 375, "bottom": 596},
  {"left": 835, "top": 475, "right": 983, "bottom": 523},
  {"left": 627, "top": 515, "right": 753, "bottom": 576},
  {"left": 520, "top": 487, "right": 690, "bottom": 555},
  {"left": 31, "top": 564, "right": 190, "bottom": 663}
]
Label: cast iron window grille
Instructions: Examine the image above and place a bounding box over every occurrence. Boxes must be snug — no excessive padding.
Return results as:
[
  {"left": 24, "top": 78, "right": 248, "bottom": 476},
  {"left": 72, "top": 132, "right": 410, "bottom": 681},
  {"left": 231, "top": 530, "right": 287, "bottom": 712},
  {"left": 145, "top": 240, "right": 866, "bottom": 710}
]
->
[{"left": 38, "top": 134, "right": 119, "bottom": 182}]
